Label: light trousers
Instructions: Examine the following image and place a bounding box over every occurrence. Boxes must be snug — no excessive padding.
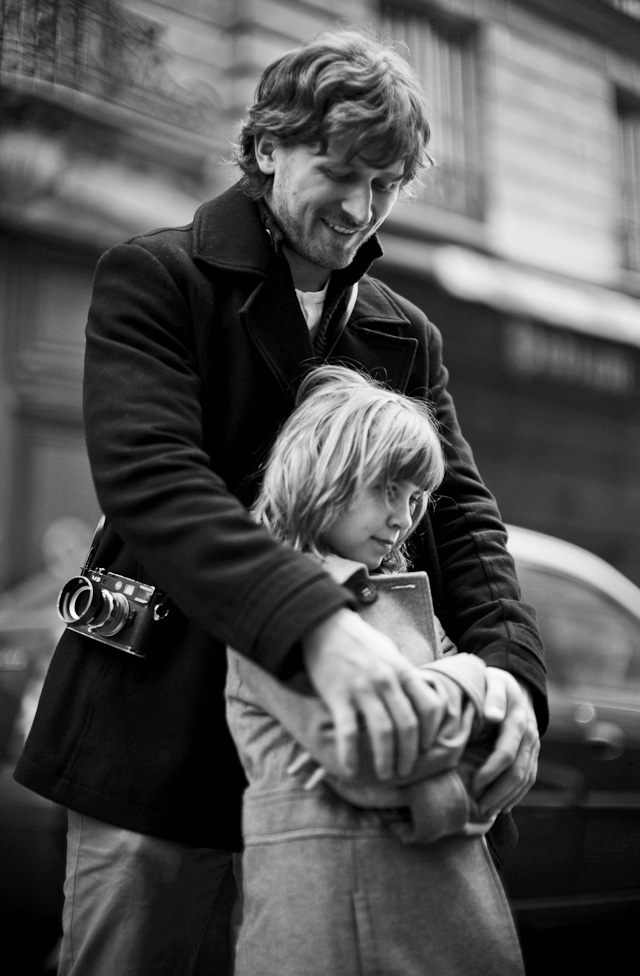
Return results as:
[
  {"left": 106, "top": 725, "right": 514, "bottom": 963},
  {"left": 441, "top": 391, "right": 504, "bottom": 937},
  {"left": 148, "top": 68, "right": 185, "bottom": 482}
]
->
[{"left": 58, "top": 810, "right": 237, "bottom": 976}]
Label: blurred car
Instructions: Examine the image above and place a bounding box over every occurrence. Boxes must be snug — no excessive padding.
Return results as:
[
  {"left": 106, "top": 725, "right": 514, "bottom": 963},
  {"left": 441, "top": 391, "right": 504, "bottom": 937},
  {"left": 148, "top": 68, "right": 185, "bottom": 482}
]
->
[{"left": 503, "top": 524, "right": 640, "bottom": 965}]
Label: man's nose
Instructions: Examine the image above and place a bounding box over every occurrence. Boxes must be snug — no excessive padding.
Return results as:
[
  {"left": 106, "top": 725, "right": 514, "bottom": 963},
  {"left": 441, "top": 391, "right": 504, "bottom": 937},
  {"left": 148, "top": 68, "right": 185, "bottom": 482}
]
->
[{"left": 341, "top": 182, "right": 373, "bottom": 225}]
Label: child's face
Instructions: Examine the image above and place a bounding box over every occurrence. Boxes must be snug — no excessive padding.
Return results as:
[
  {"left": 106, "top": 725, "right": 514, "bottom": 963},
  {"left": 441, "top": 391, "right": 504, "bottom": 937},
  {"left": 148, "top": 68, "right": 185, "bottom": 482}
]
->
[{"left": 324, "top": 480, "right": 425, "bottom": 570}]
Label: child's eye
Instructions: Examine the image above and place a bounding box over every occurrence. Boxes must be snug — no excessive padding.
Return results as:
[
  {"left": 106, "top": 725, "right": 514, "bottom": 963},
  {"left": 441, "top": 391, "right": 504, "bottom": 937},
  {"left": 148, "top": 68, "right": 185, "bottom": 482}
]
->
[
  {"left": 409, "top": 493, "right": 425, "bottom": 514},
  {"left": 383, "top": 484, "right": 423, "bottom": 510}
]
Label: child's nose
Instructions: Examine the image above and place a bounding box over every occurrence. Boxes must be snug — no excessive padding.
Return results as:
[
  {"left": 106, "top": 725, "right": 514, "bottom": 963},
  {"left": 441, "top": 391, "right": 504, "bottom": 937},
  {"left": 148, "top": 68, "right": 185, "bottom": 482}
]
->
[{"left": 388, "top": 500, "right": 413, "bottom": 532}]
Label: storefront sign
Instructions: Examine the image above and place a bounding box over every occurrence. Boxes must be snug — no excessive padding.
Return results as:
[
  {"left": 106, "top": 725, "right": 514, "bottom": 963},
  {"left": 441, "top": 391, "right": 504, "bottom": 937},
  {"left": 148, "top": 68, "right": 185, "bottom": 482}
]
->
[{"left": 504, "top": 320, "right": 635, "bottom": 394}]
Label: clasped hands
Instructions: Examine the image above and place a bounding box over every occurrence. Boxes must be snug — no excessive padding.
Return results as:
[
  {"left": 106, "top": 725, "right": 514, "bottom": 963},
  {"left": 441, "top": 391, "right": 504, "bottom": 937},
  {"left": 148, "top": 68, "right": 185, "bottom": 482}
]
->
[{"left": 301, "top": 608, "right": 540, "bottom": 820}]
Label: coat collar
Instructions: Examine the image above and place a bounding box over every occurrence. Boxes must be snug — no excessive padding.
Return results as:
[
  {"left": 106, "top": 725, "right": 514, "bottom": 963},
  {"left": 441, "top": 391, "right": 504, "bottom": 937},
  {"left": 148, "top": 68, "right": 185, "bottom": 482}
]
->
[{"left": 192, "top": 183, "right": 273, "bottom": 275}]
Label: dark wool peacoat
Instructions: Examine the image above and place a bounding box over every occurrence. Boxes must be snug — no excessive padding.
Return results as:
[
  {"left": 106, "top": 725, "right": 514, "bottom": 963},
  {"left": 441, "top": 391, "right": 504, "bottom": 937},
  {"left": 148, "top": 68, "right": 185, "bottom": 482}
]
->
[{"left": 14, "top": 183, "right": 547, "bottom": 853}]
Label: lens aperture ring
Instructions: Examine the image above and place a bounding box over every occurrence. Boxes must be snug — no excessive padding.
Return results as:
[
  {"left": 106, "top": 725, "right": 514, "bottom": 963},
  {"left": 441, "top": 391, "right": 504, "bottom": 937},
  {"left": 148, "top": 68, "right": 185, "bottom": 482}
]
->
[{"left": 90, "top": 590, "right": 130, "bottom": 637}]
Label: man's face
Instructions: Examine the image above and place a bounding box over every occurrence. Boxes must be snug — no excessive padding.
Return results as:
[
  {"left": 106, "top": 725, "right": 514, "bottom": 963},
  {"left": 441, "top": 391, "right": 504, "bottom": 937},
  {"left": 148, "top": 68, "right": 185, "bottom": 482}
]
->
[{"left": 257, "top": 132, "right": 405, "bottom": 290}]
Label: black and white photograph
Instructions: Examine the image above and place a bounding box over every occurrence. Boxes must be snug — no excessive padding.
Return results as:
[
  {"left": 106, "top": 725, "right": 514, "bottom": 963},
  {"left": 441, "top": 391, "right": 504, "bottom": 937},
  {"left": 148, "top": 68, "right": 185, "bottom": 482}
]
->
[{"left": 1, "top": 2, "right": 639, "bottom": 974}]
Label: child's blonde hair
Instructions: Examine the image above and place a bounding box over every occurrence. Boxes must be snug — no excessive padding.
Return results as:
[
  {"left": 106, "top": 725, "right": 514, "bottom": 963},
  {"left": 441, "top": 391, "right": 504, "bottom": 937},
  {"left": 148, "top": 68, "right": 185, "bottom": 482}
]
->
[{"left": 252, "top": 365, "right": 446, "bottom": 571}]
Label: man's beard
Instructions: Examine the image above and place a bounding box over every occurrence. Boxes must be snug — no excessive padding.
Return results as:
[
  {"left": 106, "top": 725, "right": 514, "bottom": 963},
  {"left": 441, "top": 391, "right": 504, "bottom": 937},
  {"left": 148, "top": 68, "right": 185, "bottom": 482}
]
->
[{"left": 268, "top": 191, "right": 370, "bottom": 273}]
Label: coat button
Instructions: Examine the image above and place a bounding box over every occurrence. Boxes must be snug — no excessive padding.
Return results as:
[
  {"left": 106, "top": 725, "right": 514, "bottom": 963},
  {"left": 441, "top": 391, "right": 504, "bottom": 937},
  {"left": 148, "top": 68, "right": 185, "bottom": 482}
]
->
[{"left": 355, "top": 580, "right": 378, "bottom": 605}]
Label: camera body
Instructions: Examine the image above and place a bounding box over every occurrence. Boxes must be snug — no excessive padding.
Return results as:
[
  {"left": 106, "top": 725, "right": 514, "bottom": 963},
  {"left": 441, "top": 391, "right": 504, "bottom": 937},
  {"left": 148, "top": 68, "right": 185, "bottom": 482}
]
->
[{"left": 57, "top": 568, "right": 168, "bottom": 657}]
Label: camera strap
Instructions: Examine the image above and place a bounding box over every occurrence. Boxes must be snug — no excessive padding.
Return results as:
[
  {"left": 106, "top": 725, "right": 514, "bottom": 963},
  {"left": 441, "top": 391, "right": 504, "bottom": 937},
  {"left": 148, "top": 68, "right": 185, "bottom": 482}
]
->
[
  {"left": 80, "top": 515, "right": 171, "bottom": 622},
  {"left": 82, "top": 514, "right": 107, "bottom": 575}
]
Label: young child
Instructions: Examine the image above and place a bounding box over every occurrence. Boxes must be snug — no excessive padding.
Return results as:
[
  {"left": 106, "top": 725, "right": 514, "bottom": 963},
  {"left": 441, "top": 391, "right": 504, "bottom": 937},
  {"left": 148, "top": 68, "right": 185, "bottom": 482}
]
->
[{"left": 226, "top": 365, "right": 525, "bottom": 976}]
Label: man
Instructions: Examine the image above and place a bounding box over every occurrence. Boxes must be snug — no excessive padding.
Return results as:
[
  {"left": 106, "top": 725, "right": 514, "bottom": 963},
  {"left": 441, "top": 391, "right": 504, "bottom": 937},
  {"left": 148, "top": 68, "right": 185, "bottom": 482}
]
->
[{"left": 15, "top": 27, "right": 546, "bottom": 976}]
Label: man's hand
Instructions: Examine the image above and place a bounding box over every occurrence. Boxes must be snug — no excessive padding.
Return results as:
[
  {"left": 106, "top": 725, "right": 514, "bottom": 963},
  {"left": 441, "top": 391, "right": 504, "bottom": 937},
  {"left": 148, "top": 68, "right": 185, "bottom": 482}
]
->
[
  {"left": 473, "top": 667, "right": 540, "bottom": 818},
  {"left": 301, "top": 608, "right": 446, "bottom": 781}
]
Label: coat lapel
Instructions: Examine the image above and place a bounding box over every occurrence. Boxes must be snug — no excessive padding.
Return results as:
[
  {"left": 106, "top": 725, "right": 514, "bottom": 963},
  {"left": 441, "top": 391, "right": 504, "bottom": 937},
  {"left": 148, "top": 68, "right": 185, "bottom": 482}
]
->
[
  {"left": 193, "top": 186, "right": 314, "bottom": 395},
  {"left": 330, "top": 281, "right": 419, "bottom": 393},
  {"left": 241, "top": 270, "right": 315, "bottom": 395},
  {"left": 192, "top": 184, "right": 418, "bottom": 395}
]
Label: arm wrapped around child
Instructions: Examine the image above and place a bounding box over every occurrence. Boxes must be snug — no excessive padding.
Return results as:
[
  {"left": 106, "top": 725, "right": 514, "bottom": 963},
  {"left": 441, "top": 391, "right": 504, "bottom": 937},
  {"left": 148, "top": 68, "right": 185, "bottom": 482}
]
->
[
  {"left": 228, "top": 641, "right": 500, "bottom": 846},
  {"left": 321, "top": 654, "right": 499, "bottom": 844}
]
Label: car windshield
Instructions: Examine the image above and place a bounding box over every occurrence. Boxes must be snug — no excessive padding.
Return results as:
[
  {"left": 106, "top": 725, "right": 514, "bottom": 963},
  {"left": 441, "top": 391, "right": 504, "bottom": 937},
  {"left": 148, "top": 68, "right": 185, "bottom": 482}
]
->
[{"left": 516, "top": 564, "right": 640, "bottom": 697}]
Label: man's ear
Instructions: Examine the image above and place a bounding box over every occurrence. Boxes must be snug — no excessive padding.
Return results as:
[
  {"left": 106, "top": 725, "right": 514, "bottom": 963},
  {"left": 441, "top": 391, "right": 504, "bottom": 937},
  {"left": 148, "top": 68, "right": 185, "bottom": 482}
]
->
[{"left": 254, "top": 132, "right": 278, "bottom": 175}]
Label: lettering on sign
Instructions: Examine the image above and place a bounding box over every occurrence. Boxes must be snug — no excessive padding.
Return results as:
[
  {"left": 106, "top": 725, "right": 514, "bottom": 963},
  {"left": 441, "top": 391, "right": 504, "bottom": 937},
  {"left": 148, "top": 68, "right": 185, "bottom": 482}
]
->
[{"left": 504, "top": 321, "right": 635, "bottom": 394}]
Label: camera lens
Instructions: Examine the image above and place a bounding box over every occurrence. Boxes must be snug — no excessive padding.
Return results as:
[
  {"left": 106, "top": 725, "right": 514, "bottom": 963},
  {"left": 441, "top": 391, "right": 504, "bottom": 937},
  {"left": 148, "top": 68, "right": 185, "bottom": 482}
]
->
[
  {"left": 89, "top": 589, "right": 130, "bottom": 637},
  {"left": 57, "top": 576, "right": 131, "bottom": 636},
  {"left": 58, "top": 577, "right": 102, "bottom": 625}
]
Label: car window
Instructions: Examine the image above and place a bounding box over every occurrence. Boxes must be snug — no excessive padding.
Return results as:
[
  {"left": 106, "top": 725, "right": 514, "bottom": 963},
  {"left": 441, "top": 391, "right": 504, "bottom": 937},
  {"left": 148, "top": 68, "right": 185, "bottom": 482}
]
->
[{"left": 515, "top": 564, "right": 640, "bottom": 692}]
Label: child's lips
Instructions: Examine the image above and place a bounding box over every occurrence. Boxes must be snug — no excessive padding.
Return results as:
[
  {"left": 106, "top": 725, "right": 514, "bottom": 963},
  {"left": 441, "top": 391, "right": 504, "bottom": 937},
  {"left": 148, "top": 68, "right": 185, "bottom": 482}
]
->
[{"left": 372, "top": 537, "right": 396, "bottom": 548}]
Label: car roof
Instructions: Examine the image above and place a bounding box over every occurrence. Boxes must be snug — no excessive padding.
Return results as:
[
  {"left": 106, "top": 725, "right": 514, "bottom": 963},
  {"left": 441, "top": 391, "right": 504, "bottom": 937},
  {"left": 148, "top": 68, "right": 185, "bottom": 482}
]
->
[{"left": 505, "top": 523, "right": 640, "bottom": 623}]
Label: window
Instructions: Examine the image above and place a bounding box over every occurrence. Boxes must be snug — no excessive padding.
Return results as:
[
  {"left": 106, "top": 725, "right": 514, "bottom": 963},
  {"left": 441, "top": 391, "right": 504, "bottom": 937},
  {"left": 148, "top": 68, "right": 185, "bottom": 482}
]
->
[
  {"left": 381, "top": 2, "right": 483, "bottom": 218},
  {"left": 516, "top": 564, "right": 640, "bottom": 694},
  {"left": 617, "top": 91, "right": 640, "bottom": 273}
]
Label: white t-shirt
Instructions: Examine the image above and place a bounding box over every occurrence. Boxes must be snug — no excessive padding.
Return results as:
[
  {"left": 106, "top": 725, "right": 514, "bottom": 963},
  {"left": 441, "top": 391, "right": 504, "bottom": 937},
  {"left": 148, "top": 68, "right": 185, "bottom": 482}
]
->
[{"left": 295, "top": 285, "right": 328, "bottom": 339}]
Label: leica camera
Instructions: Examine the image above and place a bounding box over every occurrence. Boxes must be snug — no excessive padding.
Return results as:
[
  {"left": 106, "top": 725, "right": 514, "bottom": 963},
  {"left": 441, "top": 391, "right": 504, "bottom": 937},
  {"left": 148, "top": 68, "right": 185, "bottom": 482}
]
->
[{"left": 57, "top": 568, "right": 168, "bottom": 657}]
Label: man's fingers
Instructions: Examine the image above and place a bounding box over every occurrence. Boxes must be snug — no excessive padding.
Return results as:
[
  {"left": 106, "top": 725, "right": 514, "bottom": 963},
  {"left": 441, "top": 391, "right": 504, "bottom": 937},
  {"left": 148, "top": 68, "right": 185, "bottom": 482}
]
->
[
  {"left": 483, "top": 666, "right": 511, "bottom": 724},
  {"left": 401, "top": 675, "right": 447, "bottom": 753},
  {"left": 477, "top": 751, "right": 539, "bottom": 817},
  {"left": 504, "top": 735, "right": 540, "bottom": 810},
  {"left": 475, "top": 723, "right": 540, "bottom": 817},
  {"left": 327, "top": 671, "right": 439, "bottom": 780},
  {"left": 352, "top": 692, "right": 400, "bottom": 780},
  {"left": 354, "top": 668, "right": 449, "bottom": 779},
  {"left": 472, "top": 668, "right": 540, "bottom": 817},
  {"left": 474, "top": 729, "right": 522, "bottom": 794},
  {"left": 329, "top": 701, "right": 360, "bottom": 778},
  {"left": 302, "top": 608, "right": 446, "bottom": 780}
]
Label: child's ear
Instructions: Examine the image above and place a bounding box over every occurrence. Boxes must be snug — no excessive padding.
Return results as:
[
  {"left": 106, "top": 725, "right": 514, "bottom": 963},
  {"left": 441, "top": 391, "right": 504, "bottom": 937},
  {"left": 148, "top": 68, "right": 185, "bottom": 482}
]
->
[{"left": 254, "top": 132, "right": 279, "bottom": 176}]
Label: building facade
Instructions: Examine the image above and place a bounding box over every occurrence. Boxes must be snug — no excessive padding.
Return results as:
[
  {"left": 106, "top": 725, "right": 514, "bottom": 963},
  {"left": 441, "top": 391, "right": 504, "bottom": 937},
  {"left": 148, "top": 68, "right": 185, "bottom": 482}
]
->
[{"left": 1, "top": 0, "right": 640, "bottom": 589}]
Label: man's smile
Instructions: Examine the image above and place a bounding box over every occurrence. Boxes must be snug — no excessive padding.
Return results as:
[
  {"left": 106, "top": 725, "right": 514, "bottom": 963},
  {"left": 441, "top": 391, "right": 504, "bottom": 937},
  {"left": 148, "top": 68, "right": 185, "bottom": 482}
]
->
[{"left": 322, "top": 217, "right": 362, "bottom": 236}]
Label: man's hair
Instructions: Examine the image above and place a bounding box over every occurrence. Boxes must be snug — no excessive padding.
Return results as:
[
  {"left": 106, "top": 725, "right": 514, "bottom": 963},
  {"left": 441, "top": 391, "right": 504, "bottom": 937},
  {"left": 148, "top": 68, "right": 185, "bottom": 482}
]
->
[
  {"left": 252, "top": 364, "right": 445, "bottom": 571},
  {"left": 234, "top": 27, "right": 432, "bottom": 199}
]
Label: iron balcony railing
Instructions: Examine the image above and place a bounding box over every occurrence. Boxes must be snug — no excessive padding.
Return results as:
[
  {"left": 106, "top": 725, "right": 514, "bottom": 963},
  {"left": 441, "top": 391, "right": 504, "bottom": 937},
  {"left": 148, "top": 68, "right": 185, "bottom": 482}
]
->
[{"left": 0, "top": 0, "right": 218, "bottom": 131}]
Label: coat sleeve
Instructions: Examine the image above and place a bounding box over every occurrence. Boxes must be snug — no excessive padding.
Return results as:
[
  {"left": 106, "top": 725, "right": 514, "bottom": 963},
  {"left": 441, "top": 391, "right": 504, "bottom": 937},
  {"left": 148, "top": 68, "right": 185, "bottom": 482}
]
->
[
  {"left": 83, "top": 240, "right": 352, "bottom": 674},
  {"left": 228, "top": 649, "right": 489, "bottom": 788},
  {"left": 425, "top": 319, "right": 548, "bottom": 732}
]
